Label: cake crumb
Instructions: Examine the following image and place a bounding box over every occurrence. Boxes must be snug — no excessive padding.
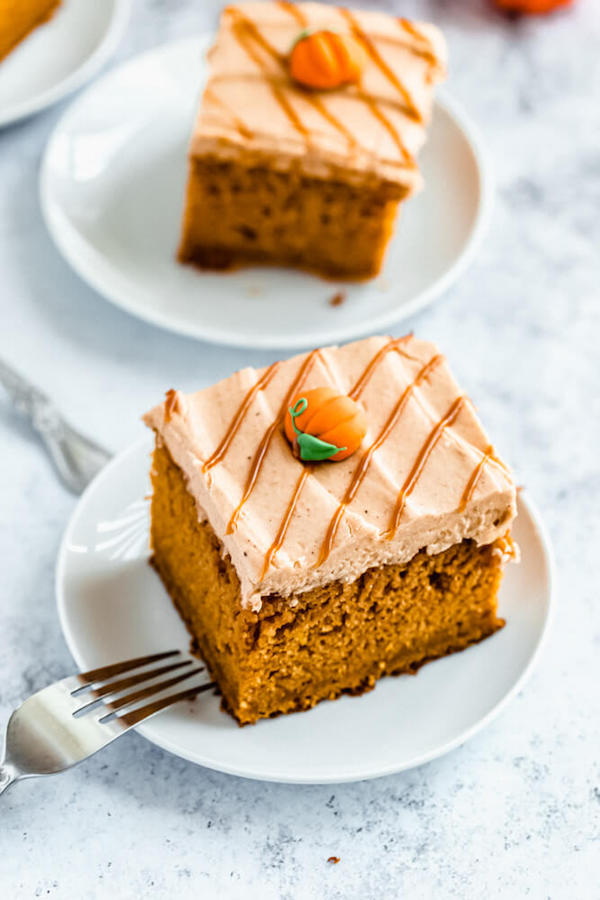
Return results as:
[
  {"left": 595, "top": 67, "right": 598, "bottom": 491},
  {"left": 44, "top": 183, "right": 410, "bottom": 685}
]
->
[
  {"left": 327, "top": 856, "right": 340, "bottom": 864},
  {"left": 329, "top": 291, "right": 346, "bottom": 307}
]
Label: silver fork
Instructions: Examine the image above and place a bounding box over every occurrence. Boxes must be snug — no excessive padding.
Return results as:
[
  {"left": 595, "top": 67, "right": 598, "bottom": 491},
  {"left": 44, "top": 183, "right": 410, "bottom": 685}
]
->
[
  {"left": 0, "top": 650, "right": 214, "bottom": 795},
  {"left": 0, "top": 357, "right": 111, "bottom": 494}
]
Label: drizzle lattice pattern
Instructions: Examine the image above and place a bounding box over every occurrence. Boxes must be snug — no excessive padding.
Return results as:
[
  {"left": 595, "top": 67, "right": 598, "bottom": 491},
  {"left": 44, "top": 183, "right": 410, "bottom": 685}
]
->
[
  {"left": 202, "top": 3, "right": 446, "bottom": 172},
  {"left": 165, "top": 337, "right": 508, "bottom": 582}
]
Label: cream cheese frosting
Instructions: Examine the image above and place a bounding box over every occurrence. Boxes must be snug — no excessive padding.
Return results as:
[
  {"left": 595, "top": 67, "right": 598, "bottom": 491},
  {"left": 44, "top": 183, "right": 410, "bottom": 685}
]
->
[
  {"left": 190, "top": 2, "right": 447, "bottom": 190},
  {"left": 144, "top": 336, "right": 518, "bottom": 611}
]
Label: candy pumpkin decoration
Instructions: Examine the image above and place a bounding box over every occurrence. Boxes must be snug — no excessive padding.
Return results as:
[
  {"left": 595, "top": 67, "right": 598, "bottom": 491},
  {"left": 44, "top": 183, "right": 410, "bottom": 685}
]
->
[
  {"left": 493, "top": 0, "right": 572, "bottom": 13},
  {"left": 284, "top": 387, "right": 367, "bottom": 462},
  {"left": 289, "top": 29, "right": 365, "bottom": 91}
]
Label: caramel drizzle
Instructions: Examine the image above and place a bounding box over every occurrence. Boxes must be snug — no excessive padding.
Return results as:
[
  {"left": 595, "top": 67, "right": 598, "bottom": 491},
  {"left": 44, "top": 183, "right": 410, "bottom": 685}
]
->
[
  {"left": 276, "top": 1, "right": 406, "bottom": 153},
  {"left": 164, "top": 389, "right": 179, "bottom": 423},
  {"left": 227, "top": 349, "right": 321, "bottom": 534},
  {"left": 304, "top": 93, "right": 358, "bottom": 147},
  {"left": 385, "top": 396, "right": 466, "bottom": 539},
  {"left": 397, "top": 18, "right": 438, "bottom": 65},
  {"left": 229, "top": 6, "right": 285, "bottom": 65},
  {"left": 203, "top": 362, "right": 281, "bottom": 473},
  {"left": 228, "top": 8, "right": 310, "bottom": 140},
  {"left": 276, "top": 1, "right": 306, "bottom": 26},
  {"left": 259, "top": 468, "right": 310, "bottom": 581},
  {"left": 315, "top": 354, "right": 444, "bottom": 568},
  {"left": 339, "top": 8, "right": 422, "bottom": 123},
  {"left": 274, "top": 82, "right": 311, "bottom": 136},
  {"left": 354, "top": 74, "right": 415, "bottom": 163},
  {"left": 231, "top": 6, "right": 354, "bottom": 148},
  {"left": 458, "top": 443, "right": 493, "bottom": 512},
  {"left": 351, "top": 340, "right": 507, "bottom": 487},
  {"left": 254, "top": 340, "right": 509, "bottom": 579},
  {"left": 258, "top": 337, "right": 415, "bottom": 577},
  {"left": 203, "top": 86, "right": 253, "bottom": 139},
  {"left": 356, "top": 91, "right": 414, "bottom": 165},
  {"left": 229, "top": 5, "right": 414, "bottom": 163},
  {"left": 349, "top": 334, "right": 416, "bottom": 401}
]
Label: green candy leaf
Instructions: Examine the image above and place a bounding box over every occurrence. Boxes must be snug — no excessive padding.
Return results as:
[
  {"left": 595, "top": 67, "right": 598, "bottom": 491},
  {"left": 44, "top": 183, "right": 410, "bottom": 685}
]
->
[
  {"left": 288, "top": 397, "right": 346, "bottom": 463},
  {"left": 297, "top": 432, "right": 346, "bottom": 462}
]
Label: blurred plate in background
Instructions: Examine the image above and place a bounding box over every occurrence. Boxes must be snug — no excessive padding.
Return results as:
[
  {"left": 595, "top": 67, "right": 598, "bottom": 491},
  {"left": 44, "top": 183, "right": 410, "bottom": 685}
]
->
[
  {"left": 40, "top": 36, "right": 493, "bottom": 349},
  {"left": 0, "top": 0, "right": 131, "bottom": 127}
]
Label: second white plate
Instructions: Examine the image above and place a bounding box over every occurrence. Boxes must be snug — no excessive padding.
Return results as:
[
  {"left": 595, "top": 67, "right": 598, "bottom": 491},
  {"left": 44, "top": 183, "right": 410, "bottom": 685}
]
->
[
  {"left": 41, "top": 36, "right": 492, "bottom": 349},
  {"left": 56, "top": 438, "right": 554, "bottom": 784}
]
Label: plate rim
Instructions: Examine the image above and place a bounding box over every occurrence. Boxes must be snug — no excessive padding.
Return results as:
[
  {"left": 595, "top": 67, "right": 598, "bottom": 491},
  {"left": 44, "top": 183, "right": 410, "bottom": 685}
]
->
[
  {"left": 0, "top": 0, "right": 132, "bottom": 128},
  {"left": 55, "top": 437, "right": 556, "bottom": 784},
  {"left": 39, "top": 34, "right": 494, "bottom": 350}
]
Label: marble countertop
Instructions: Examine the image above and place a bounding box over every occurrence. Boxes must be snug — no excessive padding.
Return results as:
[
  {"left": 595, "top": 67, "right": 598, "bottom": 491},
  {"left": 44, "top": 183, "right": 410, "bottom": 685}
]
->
[{"left": 1, "top": 1, "right": 599, "bottom": 897}]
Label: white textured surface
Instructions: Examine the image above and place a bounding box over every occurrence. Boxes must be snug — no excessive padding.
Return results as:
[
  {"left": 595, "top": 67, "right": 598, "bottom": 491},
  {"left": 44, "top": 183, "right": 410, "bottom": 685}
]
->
[{"left": 0, "top": 1, "right": 599, "bottom": 898}]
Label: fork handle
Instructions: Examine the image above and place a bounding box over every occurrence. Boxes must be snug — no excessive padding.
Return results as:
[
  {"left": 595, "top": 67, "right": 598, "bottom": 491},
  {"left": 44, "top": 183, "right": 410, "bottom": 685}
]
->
[
  {"left": 0, "top": 357, "right": 51, "bottom": 423},
  {"left": 0, "top": 357, "right": 111, "bottom": 494}
]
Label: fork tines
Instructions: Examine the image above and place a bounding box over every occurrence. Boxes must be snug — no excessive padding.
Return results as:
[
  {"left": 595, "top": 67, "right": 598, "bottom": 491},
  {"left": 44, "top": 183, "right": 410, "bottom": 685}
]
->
[{"left": 68, "top": 650, "right": 215, "bottom": 728}]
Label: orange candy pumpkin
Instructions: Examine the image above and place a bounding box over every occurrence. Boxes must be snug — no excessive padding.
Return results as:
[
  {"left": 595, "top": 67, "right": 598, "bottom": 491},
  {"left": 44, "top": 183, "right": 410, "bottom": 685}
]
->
[
  {"left": 284, "top": 387, "right": 367, "bottom": 462},
  {"left": 493, "top": 0, "right": 573, "bottom": 13},
  {"left": 289, "top": 29, "right": 365, "bottom": 91}
]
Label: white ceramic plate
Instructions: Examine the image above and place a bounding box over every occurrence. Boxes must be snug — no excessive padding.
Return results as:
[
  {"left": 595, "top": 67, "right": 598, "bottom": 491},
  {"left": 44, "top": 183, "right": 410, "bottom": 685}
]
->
[
  {"left": 41, "top": 36, "right": 492, "bottom": 350},
  {"left": 0, "top": 0, "right": 131, "bottom": 128},
  {"left": 56, "top": 438, "right": 554, "bottom": 784}
]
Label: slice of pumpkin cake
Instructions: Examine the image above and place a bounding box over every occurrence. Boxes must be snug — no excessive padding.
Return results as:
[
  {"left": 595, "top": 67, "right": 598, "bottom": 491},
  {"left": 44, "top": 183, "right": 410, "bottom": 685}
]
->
[
  {"left": 143, "top": 335, "right": 517, "bottom": 725},
  {"left": 177, "top": 2, "right": 447, "bottom": 280}
]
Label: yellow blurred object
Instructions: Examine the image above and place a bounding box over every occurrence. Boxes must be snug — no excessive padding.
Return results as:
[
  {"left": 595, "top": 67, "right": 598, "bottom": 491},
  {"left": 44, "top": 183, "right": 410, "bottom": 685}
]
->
[{"left": 0, "top": 0, "right": 61, "bottom": 62}]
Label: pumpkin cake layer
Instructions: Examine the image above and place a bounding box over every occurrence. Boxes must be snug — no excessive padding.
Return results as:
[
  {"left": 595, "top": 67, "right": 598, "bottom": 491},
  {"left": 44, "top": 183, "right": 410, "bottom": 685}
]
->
[
  {"left": 178, "top": 2, "right": 446, "bottom": 280},
  {"left": 0, "top": 0, "right": 60, "bottom": 63},
  {"left": 144, "top": 334, "right": 518, "bottom": 725},
  {"left": 150, "top": 441, "right": 507, "bottom": 725},
  {"left": 179, "top": 160, "right": 410, "bottom": 279}
]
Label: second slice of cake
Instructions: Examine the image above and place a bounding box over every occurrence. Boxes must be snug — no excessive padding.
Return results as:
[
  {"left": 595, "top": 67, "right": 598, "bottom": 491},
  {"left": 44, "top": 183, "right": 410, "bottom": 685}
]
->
[
  {"left": 0, "top": 0, "right": 61, "bottom": 62},
  {"left": 144, "top": 335, "right": 517, "bottom": 725},
  {"left": 178, "top": 2, "right": 447, "bottom": 280}
]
